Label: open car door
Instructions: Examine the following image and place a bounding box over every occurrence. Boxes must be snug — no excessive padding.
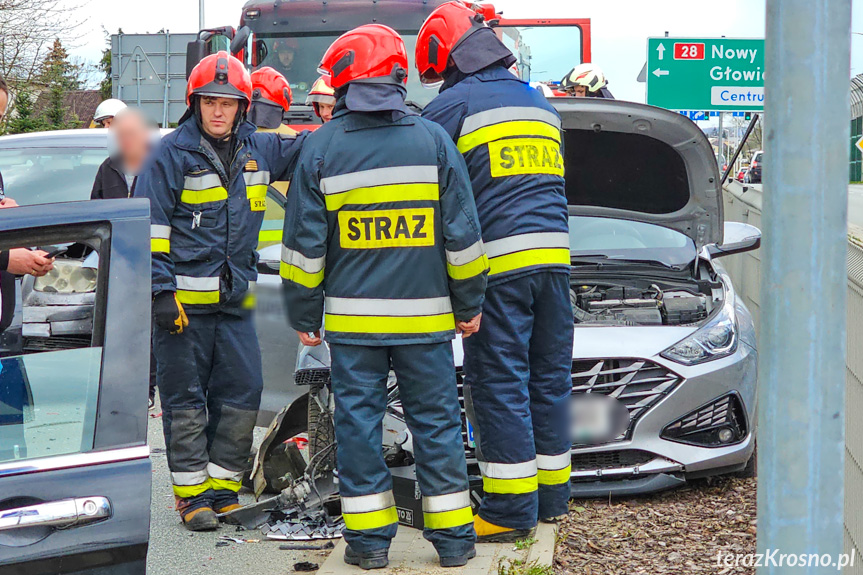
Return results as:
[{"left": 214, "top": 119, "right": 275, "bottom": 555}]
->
[{"left": 0, "top": 199, "right": 152, "bottom": 574}]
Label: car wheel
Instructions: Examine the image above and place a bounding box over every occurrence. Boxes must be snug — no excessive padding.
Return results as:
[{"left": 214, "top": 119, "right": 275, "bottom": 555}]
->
[
  {"left": 734, "top": 444, "right": 757, "bottom": 479},
  {"left": 308, "top": 382, "right": 337, "bottom": 473}
]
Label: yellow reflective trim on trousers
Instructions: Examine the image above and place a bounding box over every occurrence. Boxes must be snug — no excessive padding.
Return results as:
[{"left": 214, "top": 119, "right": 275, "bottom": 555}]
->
[
  {"left": 209, "top": 477, "right": 242, "bottom": 493},
  {"left": 151, "top": 238, "right": 170, "bottom": 253},
  {"left": 176, "top": 290, "right": 220, "bottom": 305},
  {"left": 447, "top": 254, "right": 489, "bottom": 281},
  {"left": 325, "top": 313, "right": 455, "bottom": 334},
  {"left": 173, "top": 482, "right": 211, "bottom": 498},
  {"left": 325, "top": 183, "right": 439, "bottom": 211},
  {"left": 423, "top": 506, "right": 474, "bottom": 530},
  {"left": 180, "top": 187, "right": 228, "bottom": 204},
  {"left": 342, "top": 506, "right": 399, "bottom": 531},
  {"left": 538, "top": 465, "right": 572, "bottom": 486},
  {"left": 489, "top": 248, "right": 571, "bottom": 276},
  {"left": 258, "top": 229, "right": 282, "bottom": 243},
  {"left": 280, "top": 261, "right": 324, "bottom": 288},
  {"left": 457, "top": 121, "right": 561, "bottom": 154},
  {"left": 482, "top": 475, "right": 538, "bottom": 495},
  {"left": 246, "top": 185, "right": 268, "bottom": 199}
]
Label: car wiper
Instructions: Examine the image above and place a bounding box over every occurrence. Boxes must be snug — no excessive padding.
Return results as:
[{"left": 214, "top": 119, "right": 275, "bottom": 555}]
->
[{"left": 570, "top": 255, "right": 684, "bottom": 271}]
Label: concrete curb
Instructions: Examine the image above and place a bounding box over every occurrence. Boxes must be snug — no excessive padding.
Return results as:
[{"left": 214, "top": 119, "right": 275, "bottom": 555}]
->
[{"left": 318, "top": 521, "right": 557, "bottom": 575}]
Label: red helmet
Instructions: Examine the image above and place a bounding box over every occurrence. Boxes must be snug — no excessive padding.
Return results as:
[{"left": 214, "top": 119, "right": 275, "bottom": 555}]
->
[
  {"left": 251, "top": 67, "right": 292, "bottom": 112},
  {"left": 186, "top": 51, "right": 252, "bottom": 109},
  {"left": 416, "top": 1, "right": 486, "bottom": 86},
  {"left": 318, "top": 24, "right": 408, "bottom": 89}
]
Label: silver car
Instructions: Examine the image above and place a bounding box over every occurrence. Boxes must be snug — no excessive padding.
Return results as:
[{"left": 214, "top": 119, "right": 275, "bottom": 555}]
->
[{"left": 259, "top": 98, "right": 760, "bottom": 497}]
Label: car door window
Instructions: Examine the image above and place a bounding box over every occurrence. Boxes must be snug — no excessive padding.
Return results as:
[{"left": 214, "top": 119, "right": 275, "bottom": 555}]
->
[
  {"left": 258, "top": 188, "right": 286, "bottom": 251},
  {"left": 0, "top": 148, "right": 107, "bottom": 205}
]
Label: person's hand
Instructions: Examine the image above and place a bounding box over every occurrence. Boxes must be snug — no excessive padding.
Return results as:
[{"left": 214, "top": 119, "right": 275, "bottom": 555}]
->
[
  {"left": 456, "top": 313, "right": 482, "bottom": 339},
  {"left": 0, "top": 198, "right": 19, "bottom": 208},
  {"left": 153, "top": 291, "right": 189, "bottom": 334},
  {"left": 7, "top": 249, "right": 54, "bottom": 276},
  {"left": 297, "top": 330, "right": 322, "bottom": 346}
]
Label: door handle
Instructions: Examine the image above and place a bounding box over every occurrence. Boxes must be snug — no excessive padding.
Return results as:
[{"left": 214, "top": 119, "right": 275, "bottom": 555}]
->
[{"left": 0, "top": 497, "right": 111, "bottom": 531}]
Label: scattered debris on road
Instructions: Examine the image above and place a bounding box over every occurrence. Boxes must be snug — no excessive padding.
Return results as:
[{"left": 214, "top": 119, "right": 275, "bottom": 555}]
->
[
  {"left": 555, "top": 476, "right": 756, "bottom": 575},
  {"left": 293, "top": 561, "right": 319, "bottom": 572},
  {"left": 279, "top": 542, "right": 335, "bottom": 551}
]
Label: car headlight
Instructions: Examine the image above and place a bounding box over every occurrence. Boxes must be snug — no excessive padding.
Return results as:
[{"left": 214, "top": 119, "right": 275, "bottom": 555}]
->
[
  {"left": 661, "top": 296, "right": 737, "bottom": 365},
  {"left": 33, "top": 260, "right": 97, "bottom": 293}
]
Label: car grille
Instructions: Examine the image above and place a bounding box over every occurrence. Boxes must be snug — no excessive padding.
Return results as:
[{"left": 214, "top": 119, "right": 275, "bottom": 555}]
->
[
  {"left": 22, "top": 335, "right": 90, "bottom": 352},
  {"left": 570, "top": 449, "right": 654, "bottom": 472},
  {"left": 661, "top": 393, "right": 747, "bottom": 446},
  {"left": 457, "top": 358, "right": 683, "bottom": 457},
  {"left": 294, "top": 369, "right": 331, "bottom": 386}
]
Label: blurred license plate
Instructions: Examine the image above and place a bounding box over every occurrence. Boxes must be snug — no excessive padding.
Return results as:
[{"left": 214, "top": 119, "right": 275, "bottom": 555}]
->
[{"left": 570, "top": 394, "right": 630, "bottom": 445}]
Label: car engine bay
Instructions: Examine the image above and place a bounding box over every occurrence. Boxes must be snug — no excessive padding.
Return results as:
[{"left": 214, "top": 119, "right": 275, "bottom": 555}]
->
[{"left": 570, "top": 279, "right": 723, "bottom": 327}]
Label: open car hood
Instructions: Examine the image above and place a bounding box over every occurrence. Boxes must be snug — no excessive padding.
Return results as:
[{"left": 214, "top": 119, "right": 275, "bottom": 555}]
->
[{"left": 551, "top": 98, "right": 723, "bottom": 249}]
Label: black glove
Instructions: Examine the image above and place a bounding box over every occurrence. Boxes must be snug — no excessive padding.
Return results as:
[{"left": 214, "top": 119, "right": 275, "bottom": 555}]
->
[{"left": 153, "top": 291, "right": 189, "bottom": 334}]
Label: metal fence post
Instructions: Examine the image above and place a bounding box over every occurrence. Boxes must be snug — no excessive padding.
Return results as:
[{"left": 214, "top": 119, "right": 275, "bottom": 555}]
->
[{"left": 759, "top": 1, "right": 851, "bottom": 572}]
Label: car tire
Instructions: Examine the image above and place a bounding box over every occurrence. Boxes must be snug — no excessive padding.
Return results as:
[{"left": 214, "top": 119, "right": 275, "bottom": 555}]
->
[
  {"left": 308, "top": 382, "right": 337, "bottom": 473},
  {"left": 734, "top": 445, "right": 757, "bottom": 479}
]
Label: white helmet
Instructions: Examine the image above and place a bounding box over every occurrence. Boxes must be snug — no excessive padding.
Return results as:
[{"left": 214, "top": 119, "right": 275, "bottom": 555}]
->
[
  {"left": 93, "top": 99, "right": 127, "bottom": 123},
  {"left": 561, "top": 63, "right": 608, "bottom": 94}
]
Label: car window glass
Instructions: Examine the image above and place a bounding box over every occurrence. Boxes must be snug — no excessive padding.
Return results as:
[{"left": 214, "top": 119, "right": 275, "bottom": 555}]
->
[
  {"left": 0, "top": 234, "right": 104, "bottom": 465},
  {"left": 258, "top": 189, "right": 285, "bottom": 250},
  {"left": 494, "top": 26, "right": 584, "bottom": 84},
  {"left": 569, "top": 215, "right": 695, "bottom": 267},
  {"left": 0, "top": 148, "right": 107, "bottom": 205}
]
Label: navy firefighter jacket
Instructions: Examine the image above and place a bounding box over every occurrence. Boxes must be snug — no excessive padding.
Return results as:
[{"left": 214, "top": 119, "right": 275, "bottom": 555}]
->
[
  {"left": 422, "top": 64, "right": 571, "bottom": 287},
  {"left": 281, "top": 106, "right": 489, "bottom": 346},
  {"left": 136, "top": 118, "right": 306, "bottom": 313}
]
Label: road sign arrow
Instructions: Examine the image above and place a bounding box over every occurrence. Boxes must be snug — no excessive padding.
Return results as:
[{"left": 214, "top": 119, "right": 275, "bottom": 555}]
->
[
  {"left": 856, "top": 136, "right": 863, "bottom": 156},
  {"left": 657, "top": 44, "right": 666, "bottom": 60},
  {"left": 652, "top": 68, "right": 670, "bottom": 78}
]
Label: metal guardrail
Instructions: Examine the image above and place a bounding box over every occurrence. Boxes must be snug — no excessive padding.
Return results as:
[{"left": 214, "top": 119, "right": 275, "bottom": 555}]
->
[{"left": 722, "top": 182, "right": 863, "bottom": 573}]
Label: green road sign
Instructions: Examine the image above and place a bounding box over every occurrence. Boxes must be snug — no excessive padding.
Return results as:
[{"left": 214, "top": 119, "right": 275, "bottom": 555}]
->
[{"left": 646, "top": 38, "right": 765, "bottom": 112}]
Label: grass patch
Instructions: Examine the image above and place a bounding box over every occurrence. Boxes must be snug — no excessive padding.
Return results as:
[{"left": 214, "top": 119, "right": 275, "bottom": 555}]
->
[
  {"left": 498, "top": 558, "right": 553, "bottom": 575},
  {"left": 513, "top": 537, "right": 538, "bottom": 550}
]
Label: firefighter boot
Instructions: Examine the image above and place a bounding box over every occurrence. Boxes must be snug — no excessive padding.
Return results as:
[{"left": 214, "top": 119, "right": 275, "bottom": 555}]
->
[
  {"left": 344, "top": 546, "right": 389, "bottom": 570},
  {"left": 213, "top": 490, "right": 242, "bottom": 521},
  {"left": 473, "top": 515, "right": 536, "bottom": 544},
  {"left": 440, "top": 547, "right": 477, "bottom": 568},
  {"left": 176, "top": 495, "right": 219, "bottom": 531}
]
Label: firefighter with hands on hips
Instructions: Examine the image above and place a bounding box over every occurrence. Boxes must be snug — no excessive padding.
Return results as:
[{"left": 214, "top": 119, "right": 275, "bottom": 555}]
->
[
  {"left": 281, "top": 24, "right": 488, "bottom": 570},
  {"left": 136, "top": 51, "right": 307, "bottom": 532},
  {"left": 417, "top": 1, "right": 574, "bottom": 542},
  {"left": 306, "top": 75, "right": 337, "bottom": 123}
]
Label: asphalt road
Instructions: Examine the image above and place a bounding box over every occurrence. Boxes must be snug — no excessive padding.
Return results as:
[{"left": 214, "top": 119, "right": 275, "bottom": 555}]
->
[{"left": 146, "top": 397, "right": 328, "bottom": 575}]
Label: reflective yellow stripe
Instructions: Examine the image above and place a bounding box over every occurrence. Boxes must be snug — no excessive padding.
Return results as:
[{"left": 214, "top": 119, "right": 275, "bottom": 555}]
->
[
  {"left": 325, "top": 183, "right": 439, "bottom": 211},
  {"left": 488, "top": 248, "right": 571, "bottom": 276},
  {"left": 325, "top": 313, "right": 455, "bottom": 334},
  {"left": 342, "top": 507, "right": 399, "bottom": 531},
  {"left": 209, "top": 477, "right": 242, "bottom": 492},
  {"left": 457, "top": 121, "right": 561, "bottom": 154},
  {"left": 482, "top": 475, "right": 538, "bottom": 495},
  {"left": 447, "top": 253, "right": 489, "bottom": 280},
  {"left": 258, "top": 229, "right": 282, "bottom": 242},
  {"left": 151, "top": 238, "right": 170, "bottom": 253},
  {"left": 180, "top": 187, "right": 228, "bottom": 204},
  {"left": 176, "top": 290, "right": 220, "bottom": 305},
  {"left": 538, "top": 465, "right": 572, "bottom": 486},
  {"left": 423, "top": 506, "right": 474, "bottom": 530},
  {"left": 280, "top": 261, "right": 325, "bottom": 289},
  {"left": 173, "top": 482, "right": 211, "bottom": 498},
  {"left": 246, "top": 185, "right": 268, "bottom": 199}
]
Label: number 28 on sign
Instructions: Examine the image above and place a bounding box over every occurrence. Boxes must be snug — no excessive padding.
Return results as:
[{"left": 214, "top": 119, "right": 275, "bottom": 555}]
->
[{"left": 675, "top": 43, "right": 705, "bottom": 60}]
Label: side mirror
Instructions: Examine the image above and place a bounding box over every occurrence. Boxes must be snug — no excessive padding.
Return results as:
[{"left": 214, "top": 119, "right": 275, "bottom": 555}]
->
[
  {"left": 254, "top": 39, "right": 269, "bottom": 67},
  {"left": 707, "top": 221, "right": 762, "bottom": 258},
  {"left": 186, "top": 40, "right": 208, "bottom": 79},
  {"left": 256, "top": 243, "right": 281, "bottom": 275},
  {"left": 231, "top": 26, "right": 252, "bottom": 55}
]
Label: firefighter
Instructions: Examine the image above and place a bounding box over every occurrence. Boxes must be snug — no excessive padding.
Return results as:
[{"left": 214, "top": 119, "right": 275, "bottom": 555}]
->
[
  {"left": 281, "top": 24, "right": 488, "bottom": 570},
  {"left": 560, "top": 63, "right": 615, "bottom": 99},
  {"left": 306, "top": 75, "right": 336, "bottom": 123},
  {"left": 249, "top": 66, "right": 295, "bottom": 136},
  {"left": 417, "top": 1, "right": 574, "bottom": 541},
  {"left": 136, "top": 51, "right": 306, "bottom": 531},
  {"left": 92, "top": 98, "right": 127, "bottom": 128}
]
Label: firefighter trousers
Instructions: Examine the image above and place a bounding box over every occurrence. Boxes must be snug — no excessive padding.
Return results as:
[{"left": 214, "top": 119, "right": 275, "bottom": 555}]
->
[
  {"left": 154, "top": 310, "right": 263, "bottom": 508},
  {"left": 330, "top": 342, "right": 476, "bottom": 558},
  {"left": 463, "top": 270, "right": 573, "bottom": 529}
]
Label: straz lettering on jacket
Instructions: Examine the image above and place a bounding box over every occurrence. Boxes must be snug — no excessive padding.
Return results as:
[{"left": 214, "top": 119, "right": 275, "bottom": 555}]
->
[
  {"left": 322, "top": 166, "right": 439, "bottom": 251},
  {"left": 457, "top": 106, "right": 565, "bottom": 179}
]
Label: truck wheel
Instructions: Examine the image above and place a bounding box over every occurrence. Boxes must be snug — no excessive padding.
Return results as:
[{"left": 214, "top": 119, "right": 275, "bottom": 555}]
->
[{"left": 308, "top": 382, "right": 337, "bottom": 473}]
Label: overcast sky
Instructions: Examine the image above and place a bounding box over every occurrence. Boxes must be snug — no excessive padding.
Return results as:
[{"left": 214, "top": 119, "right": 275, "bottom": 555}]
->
[{"left": 70, "top": 0, "right": 863, "bottom": 104}]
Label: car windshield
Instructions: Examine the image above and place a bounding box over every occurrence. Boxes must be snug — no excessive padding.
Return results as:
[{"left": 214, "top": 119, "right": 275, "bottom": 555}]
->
[
  {"left": 257, "top": 33, "right": 436, "bottom": 108},
  {"left": 0, "top": 147, "right": 106, "bottom": 205},
  {"left": 569, "top": 215, "right": 696, "bottom": 268}
]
